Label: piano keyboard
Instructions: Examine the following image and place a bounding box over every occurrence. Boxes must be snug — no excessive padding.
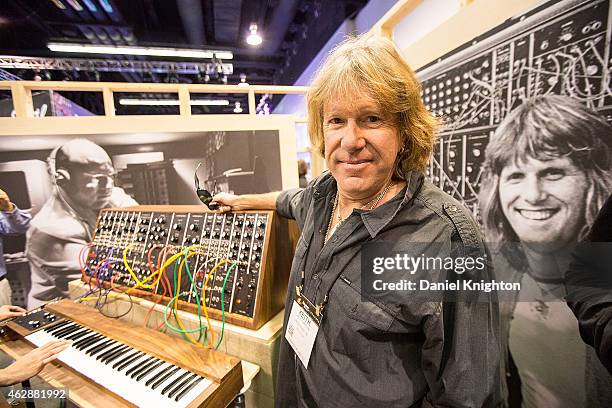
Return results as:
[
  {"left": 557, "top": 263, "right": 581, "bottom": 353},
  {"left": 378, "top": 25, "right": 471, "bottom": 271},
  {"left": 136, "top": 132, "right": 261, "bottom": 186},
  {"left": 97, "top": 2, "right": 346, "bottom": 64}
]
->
[{"left": 26, "top": 320, "right": 212, "bottom": 408}]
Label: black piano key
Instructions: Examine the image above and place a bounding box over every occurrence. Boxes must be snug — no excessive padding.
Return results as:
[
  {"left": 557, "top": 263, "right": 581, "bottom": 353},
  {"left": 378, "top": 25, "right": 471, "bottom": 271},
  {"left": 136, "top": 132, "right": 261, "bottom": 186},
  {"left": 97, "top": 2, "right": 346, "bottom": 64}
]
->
[
  {"left": 75, "top": 333, "right": 104, "bottom": 350},
  {"left": 161, "top": 371, "right": 190, "bottom": 396},
  {"left": 129, "top": 357, "right": 160, "bottom": 379},
  {"left": 97, "top": 343, "right": 125, "bottom": 361},
  {"left": 112, "top": 350, "right": 140, "bottom": 369},
  {"left": 51, "top": 322, "right": 79, "bottom": 335},
  {"left": 65, "top": 328, "right": 91, "bottom": 341},
  {"left": 167, "top": 373, "right": 198, "bottom": 399},
  {"left": 90, "top": 340, "right": 119, "bottom": 358},
  {"left": 45, "top": 320, "right": 71, "bottom": 333},
  {"left": 115, "top": 352, "right": 145, "bottom": 372},
  {"left": 135, "top": 360, "right": 164, "bottom": 382},
  {"left": 81, "top": 336, "right": 109, "bottom": 353},
  {"left": 86, "top": 338, "right": 115, "bottom": 356},
  {"left": 150, "top": 367, "right": 180, "bottom": 390},
  {"left": 100, "top": 345, "right": 131, "bottom": 364},
  {"left": 53, "top": 324, "right": 82, "bottom": 338},
  {"left": 175, "top": 377, "right": 203, "bottom": 402},
  {"left": 125, "top": 355, "right": 155, "bottom": 376},
  {"left": 145, "top": 364, "right": 174, "bottom": 386}
]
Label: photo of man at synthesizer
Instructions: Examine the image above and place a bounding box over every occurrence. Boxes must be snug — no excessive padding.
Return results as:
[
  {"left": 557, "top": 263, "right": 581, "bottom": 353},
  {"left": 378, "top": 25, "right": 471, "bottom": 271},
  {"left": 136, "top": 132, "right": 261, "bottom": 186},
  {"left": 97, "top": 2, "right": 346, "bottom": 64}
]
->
[{"left": 211, "top": 34, "right": 503, "bottom": 407}]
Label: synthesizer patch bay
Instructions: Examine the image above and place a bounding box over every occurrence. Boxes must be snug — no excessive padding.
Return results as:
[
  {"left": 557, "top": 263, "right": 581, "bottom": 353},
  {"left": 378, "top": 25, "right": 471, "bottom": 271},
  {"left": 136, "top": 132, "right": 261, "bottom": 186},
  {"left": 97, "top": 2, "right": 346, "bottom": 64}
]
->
[{"left": 86, "top": 205, "right": 295, "bottom": 329}]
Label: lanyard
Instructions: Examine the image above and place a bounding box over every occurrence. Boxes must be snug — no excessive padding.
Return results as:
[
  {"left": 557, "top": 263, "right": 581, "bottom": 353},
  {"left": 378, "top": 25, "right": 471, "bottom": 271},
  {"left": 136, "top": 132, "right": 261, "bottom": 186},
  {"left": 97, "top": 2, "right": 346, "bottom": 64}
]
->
[{"left": 295, "top": 270, "right": 329, "bottom": 319}]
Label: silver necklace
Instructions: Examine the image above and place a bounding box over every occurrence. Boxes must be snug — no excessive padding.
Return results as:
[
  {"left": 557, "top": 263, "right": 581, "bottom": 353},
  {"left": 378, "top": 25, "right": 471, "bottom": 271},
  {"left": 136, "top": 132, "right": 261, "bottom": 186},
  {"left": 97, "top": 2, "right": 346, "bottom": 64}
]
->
[{"left": 325, "top": 179, "right": 394, "bottom": 243}]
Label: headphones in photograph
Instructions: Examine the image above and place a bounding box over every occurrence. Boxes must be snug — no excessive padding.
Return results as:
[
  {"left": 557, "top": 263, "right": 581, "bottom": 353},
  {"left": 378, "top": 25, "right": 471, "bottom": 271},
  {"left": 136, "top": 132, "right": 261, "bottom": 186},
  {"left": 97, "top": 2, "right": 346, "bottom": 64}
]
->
[
  {"left": 194, "top": 162, "right": 218, "bottom": 210},
  {"left": 47, "top": 143, "right": 71, "bottom": 185}
]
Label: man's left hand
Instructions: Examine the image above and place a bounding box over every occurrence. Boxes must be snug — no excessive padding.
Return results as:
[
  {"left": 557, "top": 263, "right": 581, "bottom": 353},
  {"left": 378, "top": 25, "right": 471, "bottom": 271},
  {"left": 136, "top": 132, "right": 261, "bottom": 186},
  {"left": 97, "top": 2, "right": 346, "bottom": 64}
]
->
[{"left": 0, "top": 305, "right": 26, "bottom": 320}]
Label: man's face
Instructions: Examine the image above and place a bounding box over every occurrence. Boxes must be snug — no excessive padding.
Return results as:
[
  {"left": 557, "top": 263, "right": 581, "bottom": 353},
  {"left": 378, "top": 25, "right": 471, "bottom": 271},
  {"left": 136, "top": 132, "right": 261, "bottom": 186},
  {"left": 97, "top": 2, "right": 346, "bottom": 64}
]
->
[
  {"left": 63, "top": 161, "right": 115, "bottom": 210},
  {"left": 323, "top": 93, "right": 400, "bottom": 199},
  {"left": 498, "top": 156, "right": 587, "bottom": 253}
]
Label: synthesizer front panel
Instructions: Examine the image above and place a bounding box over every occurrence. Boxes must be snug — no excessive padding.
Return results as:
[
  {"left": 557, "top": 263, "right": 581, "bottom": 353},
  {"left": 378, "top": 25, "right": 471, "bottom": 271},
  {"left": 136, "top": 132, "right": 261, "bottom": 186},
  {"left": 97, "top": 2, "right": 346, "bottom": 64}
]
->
[{"left": 87, "top": 206, "right": 294, "bottom": 329}]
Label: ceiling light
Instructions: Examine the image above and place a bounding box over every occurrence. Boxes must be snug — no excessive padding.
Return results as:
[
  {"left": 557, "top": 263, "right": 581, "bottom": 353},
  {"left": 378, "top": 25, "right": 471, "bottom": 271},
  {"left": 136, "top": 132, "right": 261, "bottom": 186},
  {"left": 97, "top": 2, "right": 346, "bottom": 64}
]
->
[
  {"left": 48, "top": 42, "right": 233, "bottom": 60},
  {"left": 246, "top": 24, "right": 262, "bottom": 46},
  {"left": 49, "top": 0, "right": 66, "bottom": 9},
  {"left": 119, "top": 99, "right": 229, "bottom": 106},
  {"left": 233, "top": 102, "right": 243, "bottom": 113},
  {"left": 98, "top": 0, "right": 113, "bottom": 13},
  {"left": 82, "top": 0, "right": 97, "bottom": 12},
  {"left": 65, "top": 0, "right": 83, "bottom": 11}
]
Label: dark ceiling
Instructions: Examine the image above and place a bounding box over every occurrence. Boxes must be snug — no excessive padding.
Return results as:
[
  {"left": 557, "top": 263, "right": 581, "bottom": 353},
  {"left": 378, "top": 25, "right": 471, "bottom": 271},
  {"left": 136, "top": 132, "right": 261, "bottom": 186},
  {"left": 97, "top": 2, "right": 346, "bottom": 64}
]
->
[
  {"left": 0, "top": 0, "right": 368, "bottom": 114},
  {"left": 0, "top": 0, "right": 368, "bottom": 85}
]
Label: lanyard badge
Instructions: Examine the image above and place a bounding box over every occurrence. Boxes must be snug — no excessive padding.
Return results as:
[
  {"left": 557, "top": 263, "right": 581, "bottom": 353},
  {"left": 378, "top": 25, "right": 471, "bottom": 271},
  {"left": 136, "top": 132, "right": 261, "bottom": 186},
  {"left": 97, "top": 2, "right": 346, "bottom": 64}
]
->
[{"left": 285, "top": 271, "right": 327, "bottom": 368}]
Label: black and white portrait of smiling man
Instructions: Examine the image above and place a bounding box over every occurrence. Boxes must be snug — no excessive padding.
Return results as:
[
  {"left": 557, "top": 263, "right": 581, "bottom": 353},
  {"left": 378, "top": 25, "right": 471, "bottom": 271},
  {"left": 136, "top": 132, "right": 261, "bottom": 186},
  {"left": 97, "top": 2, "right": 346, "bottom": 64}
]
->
[{"left": 479, "top": 95, "right": 612, "bottom": 408}]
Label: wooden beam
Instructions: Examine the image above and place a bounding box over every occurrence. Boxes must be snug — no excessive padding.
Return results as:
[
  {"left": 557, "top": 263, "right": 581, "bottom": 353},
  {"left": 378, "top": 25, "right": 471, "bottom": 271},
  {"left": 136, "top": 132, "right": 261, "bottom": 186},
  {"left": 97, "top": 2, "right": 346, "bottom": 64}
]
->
[
  {"left": 10, "top": 83, "right": 33, "bottom": 118},
  {"left": 178, "top": 85, "right": 191, "bottom": 116},
  {"left": 102, "top": 87, "right": 115, "bottom": 117},
  {"left": 0, "top": 81, "right": 308, "bottom": 95},
  {"left": 370, "top": 0, "right": 424, "bottom": 39},
  {"left": 248, "top": 89, "right": 256, "bottom": 115}
]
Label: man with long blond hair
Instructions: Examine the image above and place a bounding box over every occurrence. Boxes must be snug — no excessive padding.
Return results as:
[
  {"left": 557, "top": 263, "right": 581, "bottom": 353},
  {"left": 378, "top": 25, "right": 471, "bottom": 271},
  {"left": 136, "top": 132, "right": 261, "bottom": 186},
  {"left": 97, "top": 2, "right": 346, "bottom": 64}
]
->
[{"left": 213, "top": 34, "right": 502, "bottom": 407}]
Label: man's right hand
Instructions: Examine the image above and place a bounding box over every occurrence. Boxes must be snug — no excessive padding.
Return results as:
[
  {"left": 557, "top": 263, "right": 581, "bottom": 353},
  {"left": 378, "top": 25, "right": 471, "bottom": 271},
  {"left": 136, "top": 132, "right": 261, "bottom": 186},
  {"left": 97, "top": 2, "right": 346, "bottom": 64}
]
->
[
  {"left": 0, "top": 340, "right": 71, "bottom": 386},
  {"left": 210, "top": 192, "right": 241, "bottom": 212},
  {"left": 0, "top": 188, "right": 13, "bottom": 212},
  {"left": 210, "top": 191, "right": 280, "bottom": 212}
]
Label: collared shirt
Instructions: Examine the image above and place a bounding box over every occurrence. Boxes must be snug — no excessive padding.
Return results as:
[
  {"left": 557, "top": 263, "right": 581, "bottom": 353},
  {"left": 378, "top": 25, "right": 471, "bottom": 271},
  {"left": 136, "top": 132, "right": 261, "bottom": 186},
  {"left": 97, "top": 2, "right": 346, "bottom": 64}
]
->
[
  {"left": 275, "top": 171, "right": 503, "bottom": 408},
  {"left": 26, "top": 188, "right": 137, "bottom": 307},
  {"left": 0, "top": 204, "right": 32, "bottom": 279}
]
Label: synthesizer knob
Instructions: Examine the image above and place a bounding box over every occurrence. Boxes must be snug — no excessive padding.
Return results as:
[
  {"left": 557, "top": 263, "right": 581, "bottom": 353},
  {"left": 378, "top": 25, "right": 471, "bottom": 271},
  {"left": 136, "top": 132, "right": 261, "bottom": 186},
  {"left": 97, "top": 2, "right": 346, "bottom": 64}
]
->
[
  {"left": 254, "top": 232, "right": 263, "bottom": 240},
  {"left": 244, "top": 232, "right": 252, "bottom": 239},
  {"left": 245, "top": 220, "right": 253, "bottom": 227},
  {"left": 160, "top": 231, "right": 166, "bottom": 238},
  {"left": 189, "top": 224, "right": 198, "bottom": 231},
  {"left": 170, "top": 236, "right": 178, "bottom": 243},
  {"left": 29, "top": 320, "right": 41, "bottom": 328},
  {"left": 257, "top": 220, "right": 265, "bottom": 228},
  {"left": 190, "top": 237, "right": 198, "bottom": 244},
  {"left": 173, "top": 224, "right": 182, "bottom": 231},
  {"left": 154, "top": 235, "right": 159, "bottom": 241}
]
